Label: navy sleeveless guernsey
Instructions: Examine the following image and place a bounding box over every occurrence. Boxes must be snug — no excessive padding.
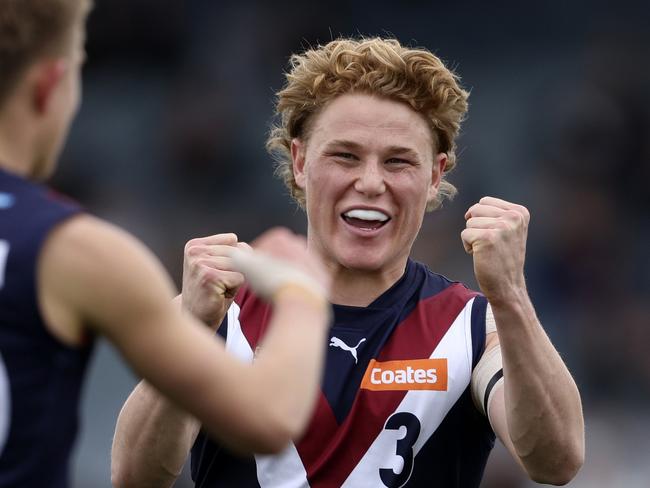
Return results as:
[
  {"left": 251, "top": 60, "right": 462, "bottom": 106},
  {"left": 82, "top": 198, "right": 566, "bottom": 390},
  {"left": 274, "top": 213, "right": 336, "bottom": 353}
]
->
[
  {"left": 191, "top": 259, "right": 495, "bottom": 488},
  {"left": 0, "top": 168, "right": 94, "bottom": 488}
]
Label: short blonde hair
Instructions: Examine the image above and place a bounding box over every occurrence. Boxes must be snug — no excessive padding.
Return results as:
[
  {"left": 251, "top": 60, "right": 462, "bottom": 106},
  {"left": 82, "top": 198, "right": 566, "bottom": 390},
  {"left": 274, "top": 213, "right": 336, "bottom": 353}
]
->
[
  {"left": 0, "top": 0, "right": 91, "bottom": 108},
  {"left": 267, "top": 37, "right": 469, "bottom": 211}
]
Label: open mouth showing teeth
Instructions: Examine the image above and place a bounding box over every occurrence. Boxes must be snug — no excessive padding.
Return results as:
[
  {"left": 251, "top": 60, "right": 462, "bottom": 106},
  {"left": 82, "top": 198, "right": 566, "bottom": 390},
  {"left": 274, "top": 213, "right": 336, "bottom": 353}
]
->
[{"left": 342, "top": 209, "right": 390, "bottom": 230}]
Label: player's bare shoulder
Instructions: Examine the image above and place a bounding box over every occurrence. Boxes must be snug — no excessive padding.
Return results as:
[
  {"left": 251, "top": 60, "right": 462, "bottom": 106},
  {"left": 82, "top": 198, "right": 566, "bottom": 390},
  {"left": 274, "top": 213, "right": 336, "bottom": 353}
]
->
[{"left": 37, "top": 214, "right": 177, "bottom": 343}]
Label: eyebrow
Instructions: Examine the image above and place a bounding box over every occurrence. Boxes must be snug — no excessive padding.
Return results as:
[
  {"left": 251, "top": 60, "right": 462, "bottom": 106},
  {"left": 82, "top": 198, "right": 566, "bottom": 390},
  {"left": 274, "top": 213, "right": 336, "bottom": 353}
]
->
[
  {"left": 323, "top": 140, "right": 363, "bottom": 152},
  {"left": 324, "top": 140, "right": 421, "bottom": 158}
]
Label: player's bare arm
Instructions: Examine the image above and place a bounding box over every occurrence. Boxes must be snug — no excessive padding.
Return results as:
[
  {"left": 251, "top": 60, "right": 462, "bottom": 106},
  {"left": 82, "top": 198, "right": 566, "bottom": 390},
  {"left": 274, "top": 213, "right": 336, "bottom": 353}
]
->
[
  {"left": 38, "top": 218, "right": 330, "bottom": 486},
  {"left": 110, "top": 228, "right": 329, "bottom": 488},
  {"left": 111, "top": 232, "right": 248, "bottom": 487},
  {"left": 463, "top": 196, "right": 584, "bottom": 485}
]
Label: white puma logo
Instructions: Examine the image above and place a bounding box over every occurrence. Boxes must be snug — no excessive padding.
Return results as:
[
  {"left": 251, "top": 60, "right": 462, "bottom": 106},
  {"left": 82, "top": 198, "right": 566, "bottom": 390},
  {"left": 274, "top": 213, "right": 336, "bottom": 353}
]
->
[{"left": 329, "top": 336, "right": 367, "bottom": 364}]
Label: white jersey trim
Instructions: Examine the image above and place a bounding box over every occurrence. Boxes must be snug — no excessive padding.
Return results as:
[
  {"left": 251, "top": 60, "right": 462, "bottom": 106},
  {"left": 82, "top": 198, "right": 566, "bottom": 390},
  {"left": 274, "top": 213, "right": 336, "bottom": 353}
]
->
[
  {"left": 225, "top": 301, "right": 310, "bottom": 487},
  {"left": 224, "top": 302, "right": 254, "bottom": 363},
  {"left": 0, "top": 350, "right": 10, "bottom": 457},
  {"left": 222, "top": 297, "right": 478, "bottom": 487},
  {"left": 341, "top": 297, "right": 476, "bottom": 487}
]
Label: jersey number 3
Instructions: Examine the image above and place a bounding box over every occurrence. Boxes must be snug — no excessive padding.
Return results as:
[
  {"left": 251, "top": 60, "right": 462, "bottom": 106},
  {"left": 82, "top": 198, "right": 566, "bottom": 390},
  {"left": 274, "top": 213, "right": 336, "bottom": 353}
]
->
[{"left": 380, "top": 412, "right": 421, "bottom": 487}]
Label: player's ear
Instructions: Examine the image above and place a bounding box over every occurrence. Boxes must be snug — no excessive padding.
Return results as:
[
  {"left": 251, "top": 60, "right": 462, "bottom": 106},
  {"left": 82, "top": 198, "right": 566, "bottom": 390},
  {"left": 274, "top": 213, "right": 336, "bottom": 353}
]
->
[
  {"left": 32, "top": 59, "right": 68, "bottom": 114},
  {"left": 428, "top": 152, "right": 447, "bottom": 202},
  {"left": 291, "top": 138, "right": 307, "bottom": 189}
]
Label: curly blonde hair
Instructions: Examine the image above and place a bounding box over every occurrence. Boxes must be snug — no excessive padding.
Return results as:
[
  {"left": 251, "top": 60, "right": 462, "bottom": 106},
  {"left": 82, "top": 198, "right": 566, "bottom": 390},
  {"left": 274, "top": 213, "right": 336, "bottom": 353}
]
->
[{"left": 267, "top": 37, "right": 469, "bottom": 211}]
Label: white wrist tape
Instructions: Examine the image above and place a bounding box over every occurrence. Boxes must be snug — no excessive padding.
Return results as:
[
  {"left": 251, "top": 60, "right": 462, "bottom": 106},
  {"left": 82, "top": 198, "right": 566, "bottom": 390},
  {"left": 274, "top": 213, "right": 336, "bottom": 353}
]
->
[
  {"left": 471, "top": 344, "right": 504, "bottom": 420},
  {"left": 226, "top": 247, "right": 326, "bottom": 302}
]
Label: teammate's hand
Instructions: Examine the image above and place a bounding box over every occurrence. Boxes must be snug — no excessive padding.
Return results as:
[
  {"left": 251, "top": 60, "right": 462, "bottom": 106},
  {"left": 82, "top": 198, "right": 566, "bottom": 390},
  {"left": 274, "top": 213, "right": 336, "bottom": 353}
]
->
[
  {"left": 181, "top": 233, "right": 250, "bottom": 329},
  {"left": 461, "top": 197, "right": 529, "bottom": 305},
  {"left": 229, "top": 227, "right": 330, "bottom": 303}
]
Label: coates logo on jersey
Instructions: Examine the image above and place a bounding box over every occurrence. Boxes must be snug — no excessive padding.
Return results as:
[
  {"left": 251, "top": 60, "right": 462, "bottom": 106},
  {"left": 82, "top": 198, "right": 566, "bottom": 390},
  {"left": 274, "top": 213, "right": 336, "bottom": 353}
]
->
[{"left": 360, "top": 358, "right": 448, "bottom": 391}]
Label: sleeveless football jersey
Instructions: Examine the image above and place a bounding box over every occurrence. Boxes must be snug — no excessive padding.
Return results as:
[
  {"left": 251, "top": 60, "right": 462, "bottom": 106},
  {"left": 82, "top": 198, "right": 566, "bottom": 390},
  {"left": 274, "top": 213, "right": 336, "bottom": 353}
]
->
[
  {"left": 0, "top": 168, "right": 94, "bottom": 488},
  {"left": 191, "top": 259, "right": 494, "bottom": 487}
]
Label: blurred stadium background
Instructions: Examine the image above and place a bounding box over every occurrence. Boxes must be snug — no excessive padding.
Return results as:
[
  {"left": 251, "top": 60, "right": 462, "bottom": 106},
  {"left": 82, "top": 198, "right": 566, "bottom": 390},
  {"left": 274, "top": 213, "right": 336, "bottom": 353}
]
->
[{"left": 59, "top": 0, "right": 650, "bottom": 486}]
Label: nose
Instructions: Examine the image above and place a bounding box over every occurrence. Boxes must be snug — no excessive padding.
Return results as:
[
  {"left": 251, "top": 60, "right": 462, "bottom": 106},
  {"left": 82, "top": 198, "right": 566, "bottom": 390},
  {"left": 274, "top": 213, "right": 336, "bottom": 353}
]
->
[{"left": 353, "top": 160, "right": 386, "bottom": 196}]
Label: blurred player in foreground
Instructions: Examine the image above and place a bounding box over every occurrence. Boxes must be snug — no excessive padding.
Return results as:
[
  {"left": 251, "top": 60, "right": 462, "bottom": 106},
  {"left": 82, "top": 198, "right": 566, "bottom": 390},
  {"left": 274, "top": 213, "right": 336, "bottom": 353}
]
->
[
  {"left": 0, "top": 1, "right": 332, "bottom": 487},
  {"left": 113, "top": 37, "right": 585, "bottom": 487}
]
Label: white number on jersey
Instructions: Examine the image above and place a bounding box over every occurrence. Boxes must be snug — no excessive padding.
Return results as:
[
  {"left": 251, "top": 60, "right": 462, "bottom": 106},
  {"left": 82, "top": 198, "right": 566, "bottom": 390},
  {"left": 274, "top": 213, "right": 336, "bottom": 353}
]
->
[
  {"left": 0, "top": 240, "right": 9, "bottom": 290},
  {"left": 0, "top": 240, "right": 11, "bottom": 455},
  {"left": 0, "top": 351, "right": 10, "bottom": 457}
]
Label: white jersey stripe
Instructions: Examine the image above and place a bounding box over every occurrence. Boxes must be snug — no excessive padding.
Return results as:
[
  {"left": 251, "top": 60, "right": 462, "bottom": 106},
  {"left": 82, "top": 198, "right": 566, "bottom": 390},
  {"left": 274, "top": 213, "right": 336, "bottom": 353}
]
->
[
  {"left": 0, "top": 350, "right": 10, "bottom": 457},
  {"left": 224, "top": 297, "right": 476, "bottom": 487},
  {"left": 341, "top": 297, "right": 475, "bottom": 487},
  {"left": 256, "top": 446, "right": 310, "bottom": 488},
  {"left": 224, "top": 302, "right": 254, "bottom": 363},
  {"left": 225, "top": 302, "right": 310, "bottom": 487}
]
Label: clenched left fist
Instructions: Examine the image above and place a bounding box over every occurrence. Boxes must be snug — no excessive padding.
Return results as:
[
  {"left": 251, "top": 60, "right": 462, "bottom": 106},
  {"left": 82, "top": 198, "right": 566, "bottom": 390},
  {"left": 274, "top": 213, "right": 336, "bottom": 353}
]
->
[{"left": 461, "top": 196, "right": 530, "bottom": 305}]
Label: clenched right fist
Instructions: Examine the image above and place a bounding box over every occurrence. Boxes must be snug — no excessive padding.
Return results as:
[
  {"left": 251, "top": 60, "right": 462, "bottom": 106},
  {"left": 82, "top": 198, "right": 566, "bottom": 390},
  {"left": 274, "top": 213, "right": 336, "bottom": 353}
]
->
[{"left": 181, "top": 233, "right": 250, "bottom": 329}]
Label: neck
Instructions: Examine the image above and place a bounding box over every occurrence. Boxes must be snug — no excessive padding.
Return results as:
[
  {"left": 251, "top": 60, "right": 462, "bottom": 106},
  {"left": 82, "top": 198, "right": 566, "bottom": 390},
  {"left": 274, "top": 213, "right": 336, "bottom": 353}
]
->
[
  {"left": 326, "top": 260, "right": 408, "bottom": 307},
  {"left": 0, "top": 99, "right": 39, "bottom": 180},
  {"left": 0, "top": 146, "right": 31, "bottom": 179}
]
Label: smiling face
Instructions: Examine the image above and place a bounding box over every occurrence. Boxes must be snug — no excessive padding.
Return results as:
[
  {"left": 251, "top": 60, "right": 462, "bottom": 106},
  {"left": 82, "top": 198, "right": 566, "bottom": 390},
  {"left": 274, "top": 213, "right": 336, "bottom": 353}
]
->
[{"left": 292, "top": 92, "right": 447, "bottom": 281}]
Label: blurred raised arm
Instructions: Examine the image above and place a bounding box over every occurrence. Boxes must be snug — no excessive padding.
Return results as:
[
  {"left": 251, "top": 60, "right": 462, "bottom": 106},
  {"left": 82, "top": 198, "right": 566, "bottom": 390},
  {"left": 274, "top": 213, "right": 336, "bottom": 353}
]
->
[{"left": 109, "top": 228, "right": 330, "bottom": 488}]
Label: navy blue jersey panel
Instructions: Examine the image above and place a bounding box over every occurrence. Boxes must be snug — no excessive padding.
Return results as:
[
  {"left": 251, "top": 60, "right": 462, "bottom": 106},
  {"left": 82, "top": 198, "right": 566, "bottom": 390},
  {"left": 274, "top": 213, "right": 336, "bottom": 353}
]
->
[
  {"left": 191, "top": 431, "right": 260, "bottom": 488},
  {"left": 0, "top": 168, "right": 94, "bottom": 488},
  {"left": 410, "top": 389, "right": 495, "bottom": 487},
  {"left": 470, "top": 295, "right": 488, "bottom": 367},
  {"left": 216, "top": 315, "right": 228, "bottom": 341},
  {"left": 322, "top": 260, "right": 462, "bottom": 423},
  {"left": 190, "top": 258, "right": 491, "bottom": 487}
]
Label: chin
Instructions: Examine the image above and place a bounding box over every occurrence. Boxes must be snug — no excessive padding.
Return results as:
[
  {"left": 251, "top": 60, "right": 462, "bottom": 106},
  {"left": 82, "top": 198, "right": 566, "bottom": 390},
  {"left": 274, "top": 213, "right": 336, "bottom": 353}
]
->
[{"left": 336, "top": 249, "right": 390, "bottom": 272}]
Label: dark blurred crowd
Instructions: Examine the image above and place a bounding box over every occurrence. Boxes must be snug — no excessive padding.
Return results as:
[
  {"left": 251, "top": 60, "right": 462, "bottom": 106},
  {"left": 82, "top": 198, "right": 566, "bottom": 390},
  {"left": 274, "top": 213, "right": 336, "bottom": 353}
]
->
[{"left": 58, "top": 1, "right": 649, "bottom": 486}]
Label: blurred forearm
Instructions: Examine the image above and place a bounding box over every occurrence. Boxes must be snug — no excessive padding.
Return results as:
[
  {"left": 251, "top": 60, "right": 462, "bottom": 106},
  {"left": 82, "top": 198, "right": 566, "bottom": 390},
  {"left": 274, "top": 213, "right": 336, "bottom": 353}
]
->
[
  {"left": 249, "top": 288, "right": 330, "bottom": 442},
  {"left": 111, "top": 288, "right": 330, "bottom": 486}
]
